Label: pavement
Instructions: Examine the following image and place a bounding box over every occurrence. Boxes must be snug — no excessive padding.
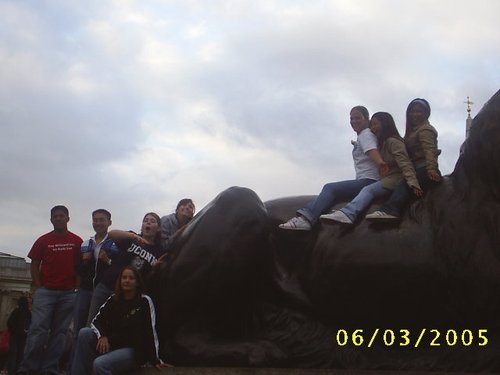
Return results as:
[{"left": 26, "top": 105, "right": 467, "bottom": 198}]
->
[{"left": 132, "top": 367, "right": 495, "bottom": 375}]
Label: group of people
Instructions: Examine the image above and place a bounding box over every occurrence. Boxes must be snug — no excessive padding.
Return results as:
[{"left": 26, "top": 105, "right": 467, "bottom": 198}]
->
[
  {"left": 280, "top": 98, "right": 441, "bottom": 229},
  {"left": 12, "top": 199, "right": 195, "bottom": 375},
  {"left": 10, "top": 97, "right": 440, "bottom": 374}
]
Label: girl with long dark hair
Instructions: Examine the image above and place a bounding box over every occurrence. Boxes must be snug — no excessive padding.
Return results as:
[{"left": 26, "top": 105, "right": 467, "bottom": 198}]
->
[
  {"left": 321, "top": 112, "right": 422, "bottom": 224},
  {"left": 71, "top": 266, "right": 165, "bottom": 374},
  {"left": 366, "top": 98, "right": 441, "bottom": 221},
  {"left": 86, "top": 212, "right": 165, "bottom": 325}
]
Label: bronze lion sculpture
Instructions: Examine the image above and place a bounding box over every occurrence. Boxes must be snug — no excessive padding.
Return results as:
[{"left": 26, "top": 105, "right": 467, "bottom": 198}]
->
[{"left": 151, "top": 89, "right": 500, "bottom": 371}]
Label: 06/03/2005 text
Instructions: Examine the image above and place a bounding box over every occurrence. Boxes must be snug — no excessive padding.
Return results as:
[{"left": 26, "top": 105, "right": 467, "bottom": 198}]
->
[{"left": 335, "top": 329, "right": 488, "bottom": 348}]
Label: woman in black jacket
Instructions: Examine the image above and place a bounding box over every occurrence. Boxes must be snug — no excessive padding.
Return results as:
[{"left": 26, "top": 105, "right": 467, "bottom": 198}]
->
[{"left": 71, "top": 265, "right": 164, "bottom": 375}]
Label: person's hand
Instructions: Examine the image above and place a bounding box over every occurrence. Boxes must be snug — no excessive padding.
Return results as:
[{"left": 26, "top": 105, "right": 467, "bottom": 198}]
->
[
  {"left": 155, "top": 362, "right": 174, "bottom": 369},
  {"left": 98, "top": 250, "right": 110, "bottom": 264},
  {"left": 96, "top": 336, "right": 110, "bottom": 354},
  {"left": 378, "top": 162, "right": 389, "bottom": 177},
  {"left": 82, "top": 252, "right": 93, "bottom": 261},
  {"left": 427, "top": 169, "right": 441, "bottom": 182},
  {"left": 412, "top": 186, "right": 424, "bottom": 197},
  {"left": 178, "top": 214, "right": 191, "bottom": 226},
  {"left": 141, "top": 362, "right": 174, "bottom": 370}
]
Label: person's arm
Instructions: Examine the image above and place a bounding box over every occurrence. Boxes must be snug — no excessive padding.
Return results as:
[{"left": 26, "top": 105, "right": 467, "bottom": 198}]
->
[
  {"left": 30, "top": 259, "right": 42, "bottom": 288},
  {"left": 108, "top": 230, "right": 149, "bottom": 246},
  {"left": 75, "top": 274, "right": 81, "bottom": 289},
  {"left": 108, "top": 230, "right": 137, "bottom": 242},
  {"left": 74, "top": 241, "right": 84, "bottom": 289},
  {"left": 27, "top": 238, "right": 45, "bottom": 288},
  {"left": 418, "top": 128, "right": 441, "bottom": 181},
  {"left": 97, "top": 239, "right": 119, "bottom": 266},
  {"left": 390, "top": 139, "right": 423, "bottom": 197},
  {"left": 142, "top": 296, "right": 162, "bottom": 365},
  {"left": 160, "top": 216, "right": 177, "bottom": 250},
  {"left": 90, "top": 296, "right": 113, "bottom": 353},
  {"left": 367, "top": 149, "right": 389, "bottom": 177},
  {"left": 90, "top": 295, "right": 113, "bottom": 339}
]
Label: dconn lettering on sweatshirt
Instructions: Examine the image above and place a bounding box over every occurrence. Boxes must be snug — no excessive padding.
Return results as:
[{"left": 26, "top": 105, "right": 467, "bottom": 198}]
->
[{"left": 127, "top": 243, "right": 157, "bottom": 265}]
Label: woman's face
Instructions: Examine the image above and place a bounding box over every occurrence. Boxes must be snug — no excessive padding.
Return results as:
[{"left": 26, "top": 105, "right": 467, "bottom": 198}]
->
[
  {"left": 408, "top": 103, "right": 427, "bottom": 126},
  {"left": 350, "top": 109, "right": 369, "bottom": 134},
  {"left": 120, "top": 269, "right": 138, "bottom": 294},
  {"left": 370, "top": 116, "right": 383, "bottom": 137},
  {"left": 141, "top": 214, "right": 160, "bottom": 238}
]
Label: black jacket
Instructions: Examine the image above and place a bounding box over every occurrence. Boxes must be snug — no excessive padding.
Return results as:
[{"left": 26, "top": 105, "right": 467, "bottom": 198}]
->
[
  {"left": 90, "top": 294, "right": 160, "bottom": 366},
  {"left": 7, "top": 307, "right": 31, "bottom": 337}
]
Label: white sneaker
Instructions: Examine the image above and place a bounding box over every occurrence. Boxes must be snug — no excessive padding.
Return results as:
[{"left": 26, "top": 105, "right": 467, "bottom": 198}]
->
[
  {"left": 320, "top": 210, "right": 353, "bottom": 224},
  {"left": 279, "top": 216, "right": 312, "bottom": 230},
  {"left": 365, "top": 210, "right": 399, "bottom": 222}
]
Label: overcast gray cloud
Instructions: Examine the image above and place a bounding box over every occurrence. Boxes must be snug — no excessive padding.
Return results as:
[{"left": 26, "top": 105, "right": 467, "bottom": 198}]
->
[{"left": 1, "top": 0, "right": 499, "bottom": 258}]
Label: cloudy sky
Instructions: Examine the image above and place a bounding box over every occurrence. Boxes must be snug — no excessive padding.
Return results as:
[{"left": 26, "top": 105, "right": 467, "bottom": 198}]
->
[{"left": 1, "top": 0, "right": 499, "bottom": 259}]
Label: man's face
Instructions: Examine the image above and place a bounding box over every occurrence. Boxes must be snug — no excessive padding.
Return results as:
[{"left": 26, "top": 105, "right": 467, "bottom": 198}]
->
[
  {"left": 350, "top": 109, "right": 369, "bottom": 134},
  {"left": 50, "top": 210, "right": 69, "bottom": 231},
  {"left": 92, "top": 213, "right": 112, "bottom": 235}
]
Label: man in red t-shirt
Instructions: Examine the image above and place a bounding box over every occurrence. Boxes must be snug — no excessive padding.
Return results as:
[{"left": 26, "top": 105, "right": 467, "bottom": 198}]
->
[{"left": 17, "top": 205, "right": 83, "bottom": 375}]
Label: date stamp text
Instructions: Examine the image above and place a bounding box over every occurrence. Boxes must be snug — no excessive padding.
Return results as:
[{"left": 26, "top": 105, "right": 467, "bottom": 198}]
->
[{"left": 335, "top": 329, "right": 489, "bottom": 348}]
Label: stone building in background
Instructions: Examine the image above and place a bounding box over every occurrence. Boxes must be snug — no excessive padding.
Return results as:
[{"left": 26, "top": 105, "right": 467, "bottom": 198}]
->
[{"left": 0, "top": 252, "right": 32, "bottom": 330}]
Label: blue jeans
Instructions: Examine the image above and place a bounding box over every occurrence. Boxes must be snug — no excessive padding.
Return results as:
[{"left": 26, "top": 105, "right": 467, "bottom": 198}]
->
[
  {"left": 297, "top": 178, "right": 376, "bottom": 224},
  {"left": 18, "top": 287, "right": 76, "bottom": 374},
  {"left": 86, "top": 283, "right": 113, "bottom": 325},
  {"left": 74, "top": 288, "right": 93, "bottom": 332},
  {"left": 379, "top": 166, "right": 438, "bottom": 216},
  {"left": 341, "top": 181, "right": 392, "bottom": 221},
  {"left": 71, "top": 327, "right": 136, "bottom": 375},
  {"left": 68, "top": 288, "right": 93, "bottom": 374}
]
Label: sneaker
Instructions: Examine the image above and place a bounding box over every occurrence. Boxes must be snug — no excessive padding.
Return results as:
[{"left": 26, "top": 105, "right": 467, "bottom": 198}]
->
[
  {"left": 365, "top": 210, "right": 399, "bottom": 222},
  {"left": 320, "top": 210, "right": 353, "bottom": 224},
  {"left": 279, "top": 216, "right": 312, "bottom": 231}
]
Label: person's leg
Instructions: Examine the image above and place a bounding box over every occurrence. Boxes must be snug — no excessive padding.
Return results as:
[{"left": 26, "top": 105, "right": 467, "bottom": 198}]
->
[
  {"left": 87, "top": 283, "right": 113, "bottom": 326},
  {"left": 70, "top": 328, "right": 97, "bottom": 375},
  {"left": 377, "top": 179, "right": 411, "bottom": 217},
  {"left": 73, "top": 288, "right": 92, "bottom": 335},
  {"left": 341, "top": 182, "right": 391, "bottom": 221},
  {"left": 68, "top": 288, "right": 93, "bottom": 373},
  {"left": 16, "top": 336, "right": 27, "bottom": 374},
  {"left": 298, "top": 179, "right": 375, "bottom": 224},
  {"left": 41, "top": 289, "right": 77, "bottom": 374},
  {"left": 93, "top": 348, "right": 136, "bottom": 375},
  {"left": 17, "top": 287, "right": 56, "bottom": 374},
  {"left": 376, "top": 166, "right": 435, "bottom": 218},
  {"left": 7, "top": 334, "right": 19, "bottom": 375}
]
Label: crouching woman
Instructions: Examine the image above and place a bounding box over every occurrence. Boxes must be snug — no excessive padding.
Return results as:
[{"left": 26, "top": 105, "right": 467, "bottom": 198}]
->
[{"left": 71, "top": 265, "right": 164, "bottom": 375}]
